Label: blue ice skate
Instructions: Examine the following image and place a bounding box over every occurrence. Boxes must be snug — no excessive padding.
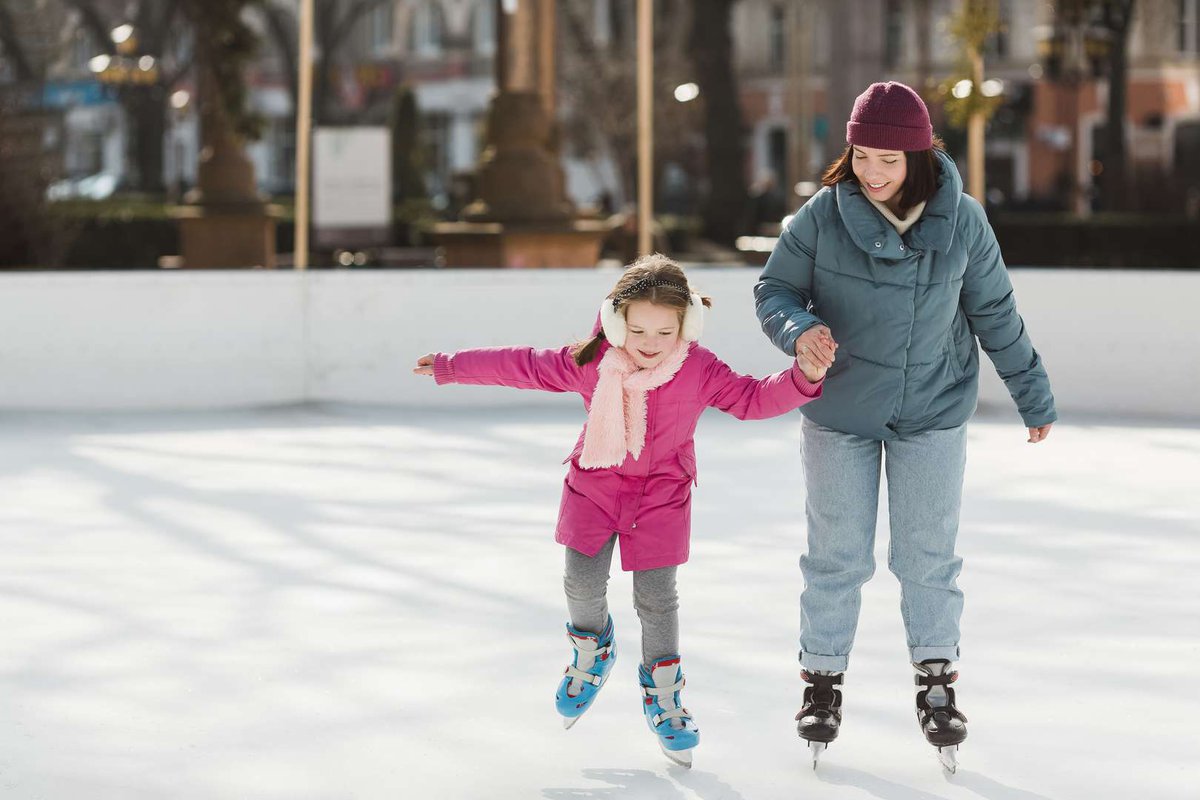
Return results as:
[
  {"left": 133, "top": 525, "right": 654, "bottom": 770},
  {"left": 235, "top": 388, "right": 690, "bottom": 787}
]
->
[
  {"left": 638, "top": 655, "right": 700, "bottom": 767},
  {"left": 555, "top": 616, "right": 616, "bottom": 729}
]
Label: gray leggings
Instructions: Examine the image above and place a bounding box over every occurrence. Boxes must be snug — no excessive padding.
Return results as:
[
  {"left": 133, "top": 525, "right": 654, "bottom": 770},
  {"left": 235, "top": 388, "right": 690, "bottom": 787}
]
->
[{"left": 563, "top": 535, "right": 679, "bottom": 666}]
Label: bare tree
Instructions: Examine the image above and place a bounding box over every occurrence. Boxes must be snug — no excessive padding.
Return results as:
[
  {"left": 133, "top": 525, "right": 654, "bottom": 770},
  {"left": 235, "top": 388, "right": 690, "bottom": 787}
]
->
[
  {"left": 1094, "top": 0, "right": 1135, "bottom": 212},
  {"left": 558, "top": 0, "right": 698, "bottom": 210},
  {"left": 0, "top": 2, "right": 82, "bottom": 267},
  {"left": 0, "top": 0, "right": 37, "bottom": 81},
  {"left": 689, "top": 0, "right": 746, "bottom": 245},
  {"left": 256, "top": 0, "right": 391, "bottom": 126}
]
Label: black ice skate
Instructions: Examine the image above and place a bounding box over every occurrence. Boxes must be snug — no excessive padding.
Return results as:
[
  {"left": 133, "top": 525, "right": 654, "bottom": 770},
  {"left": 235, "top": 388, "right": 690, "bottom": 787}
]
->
[
  {"left": 913, "top": 659, "right": 968, "bottom": 773},
  {"left": 795, "top": 670, "right": 843, "bottom": 768}
]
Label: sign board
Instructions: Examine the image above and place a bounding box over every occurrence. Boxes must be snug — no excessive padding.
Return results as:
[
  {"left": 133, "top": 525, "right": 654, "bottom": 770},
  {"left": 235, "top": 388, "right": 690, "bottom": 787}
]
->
[
  {"left": 313, "top": 127, "right": 392, "bottom": 248},
  {"left": 42, "top": 80, "right": 116, "bottom": 109}
]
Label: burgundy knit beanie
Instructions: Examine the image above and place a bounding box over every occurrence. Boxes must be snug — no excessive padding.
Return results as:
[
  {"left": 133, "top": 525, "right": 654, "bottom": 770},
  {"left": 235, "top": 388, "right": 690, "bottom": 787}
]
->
[{"left": 846, "top": 82, "right": 932, "bottom": 152}]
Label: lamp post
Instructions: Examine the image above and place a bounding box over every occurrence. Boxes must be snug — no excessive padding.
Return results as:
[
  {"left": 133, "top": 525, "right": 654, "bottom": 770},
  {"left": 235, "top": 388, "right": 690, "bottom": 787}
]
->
[{"left": 88, "top": 23, "right": 159, "bottom": 189}]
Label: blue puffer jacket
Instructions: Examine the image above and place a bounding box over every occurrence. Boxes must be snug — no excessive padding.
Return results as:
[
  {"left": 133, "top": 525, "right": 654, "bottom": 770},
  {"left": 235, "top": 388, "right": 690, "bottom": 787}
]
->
[{"left": 755, "top": 150, "right": 1056, "bottom": 440}]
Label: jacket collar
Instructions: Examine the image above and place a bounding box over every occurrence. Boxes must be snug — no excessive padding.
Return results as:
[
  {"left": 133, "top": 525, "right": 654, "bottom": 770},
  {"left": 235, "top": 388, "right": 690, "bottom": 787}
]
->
[{"left": 834, "top": 148, "right": 963, "bottom": 258}]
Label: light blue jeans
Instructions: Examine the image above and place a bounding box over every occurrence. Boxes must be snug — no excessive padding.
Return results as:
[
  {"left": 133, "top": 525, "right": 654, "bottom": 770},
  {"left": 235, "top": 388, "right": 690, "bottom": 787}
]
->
[{"left": 798, "top": 416, "right": 967, "bottom": 672}]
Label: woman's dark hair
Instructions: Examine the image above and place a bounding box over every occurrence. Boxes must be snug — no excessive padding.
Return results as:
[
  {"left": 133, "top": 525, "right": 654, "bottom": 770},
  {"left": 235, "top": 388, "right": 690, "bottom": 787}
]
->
[
  {"left": 571, "top": 253, "right": 712, "bottom": 366},
  {"left": 820, "top": 135, "right": 946, "bottom": 217}
]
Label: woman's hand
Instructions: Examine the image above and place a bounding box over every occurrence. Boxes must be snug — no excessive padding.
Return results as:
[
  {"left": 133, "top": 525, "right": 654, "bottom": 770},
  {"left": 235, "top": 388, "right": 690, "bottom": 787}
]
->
[
  {"left": 1027, "top": 423, "right": 1052, "bottom": 444},
  {"left": 795, "top": 326, "right": 837, "bottom": 382},
  {"left": 413, "top": 353, "right": 436, "bottom": 376}
]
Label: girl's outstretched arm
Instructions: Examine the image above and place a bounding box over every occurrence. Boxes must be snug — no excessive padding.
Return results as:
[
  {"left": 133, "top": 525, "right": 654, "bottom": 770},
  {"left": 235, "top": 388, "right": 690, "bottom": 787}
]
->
[
  {"left": 702, "top": 354, "right": 822, "bottom": 420},
  {"left": 413, "top": 346, "right": 583, "bottom": 394}
]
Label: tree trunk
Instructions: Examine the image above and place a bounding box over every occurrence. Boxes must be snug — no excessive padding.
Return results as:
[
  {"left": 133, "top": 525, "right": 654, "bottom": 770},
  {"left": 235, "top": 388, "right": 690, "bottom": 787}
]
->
[
  {"left": 1100, "top": 3, "right": 1133, "bottom": 212},
  {"left": 689, "top": 0, "right": 746, "bottom": 246},
  {"left": 0, "top": 1, "right": 36, "bottom": 81},
  {"left": 127, "top": 86, "right": 168, "bottom": 193}
]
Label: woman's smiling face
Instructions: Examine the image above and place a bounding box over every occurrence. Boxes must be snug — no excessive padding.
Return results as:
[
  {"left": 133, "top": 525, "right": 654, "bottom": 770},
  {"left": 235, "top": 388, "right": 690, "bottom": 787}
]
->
[{"left": 851, "top": 145, "right": 907, "bottom": 206}]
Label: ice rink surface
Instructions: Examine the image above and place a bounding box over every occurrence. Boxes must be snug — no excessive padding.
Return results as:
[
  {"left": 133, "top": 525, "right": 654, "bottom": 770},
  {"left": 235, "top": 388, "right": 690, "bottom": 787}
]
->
[{"left": 1, "top": 403, "right": 1197, "bottom": 799}]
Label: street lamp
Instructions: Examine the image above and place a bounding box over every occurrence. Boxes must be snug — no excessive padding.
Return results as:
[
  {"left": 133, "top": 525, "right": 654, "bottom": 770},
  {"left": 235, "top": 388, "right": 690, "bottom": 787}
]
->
[
  {"left": 980, "top": 79, "right": 1004, "bottom": 98},
  {"left": 87, "top": 24, "right": 158, "bottom": 85}
]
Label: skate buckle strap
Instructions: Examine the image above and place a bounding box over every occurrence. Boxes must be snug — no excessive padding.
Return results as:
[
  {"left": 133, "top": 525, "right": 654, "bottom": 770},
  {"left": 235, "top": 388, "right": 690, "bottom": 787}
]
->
[
  {"left": 642, "top": 677, "right": 684, "bottom": 698},
  {"left": 567, "top": 634, "right": 613, "bottom": 657},
  {"left": 564, "top": 665, "right": 604, "bottom": 685},
  {"left": 801, "top": 670, "right": 844, "bottom": 687},
  {"left": 643, "top": 677, "right": 688, "bottom": 726},
  {"left": 651, "top": 707, "right": 689, "bottom": 726},
  {"left": 914, "top": 670, "right": 958, "bottom": 687}
]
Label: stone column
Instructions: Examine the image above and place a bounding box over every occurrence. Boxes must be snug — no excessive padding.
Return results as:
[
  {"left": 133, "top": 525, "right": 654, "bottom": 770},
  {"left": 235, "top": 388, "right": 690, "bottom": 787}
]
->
[
  {"left": 461, "top": 0, "right": 572, "bottom": 222},
  {"left": 174, "top": 66, "right": 277, "bottom": 268}
]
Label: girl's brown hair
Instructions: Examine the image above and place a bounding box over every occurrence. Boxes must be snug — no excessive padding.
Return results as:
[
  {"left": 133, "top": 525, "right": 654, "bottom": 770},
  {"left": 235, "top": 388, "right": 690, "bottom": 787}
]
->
[
  {"left": 571, "top": 253, "right": 712, "bottom": 366},
  {"left": 820, "top": 135, "right": 946, "bottom": 217}
]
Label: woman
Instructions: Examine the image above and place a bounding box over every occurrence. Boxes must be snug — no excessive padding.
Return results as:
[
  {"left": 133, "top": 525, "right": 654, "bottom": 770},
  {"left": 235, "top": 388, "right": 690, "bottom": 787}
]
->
[{"left": 754, "top": 82, "right": 1056, "bottom": 770}]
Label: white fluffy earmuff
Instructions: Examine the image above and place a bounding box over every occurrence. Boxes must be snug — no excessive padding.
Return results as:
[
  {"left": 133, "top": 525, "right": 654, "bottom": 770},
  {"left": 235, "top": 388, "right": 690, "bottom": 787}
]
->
[
  {"left": 681, "top": 293, "right": 705, "bottom": 342},
  {"left": 599, "top": 297, "right": 627, "bottom": 346},
  {"left": 599, "top": 291, "right": 705, "bottom": 347}
]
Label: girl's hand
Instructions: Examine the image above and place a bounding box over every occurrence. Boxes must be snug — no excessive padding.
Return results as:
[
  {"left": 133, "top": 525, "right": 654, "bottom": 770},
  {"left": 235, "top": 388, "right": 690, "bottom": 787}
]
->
[
  {"left": 795, "top": 325, "right": 837, "bottom": 371},
  {"left": 413, "top": 353, "right": 436, "bottom": 377},
  {"left": 796, "top": 352, "right": 827, "bottom": 383},
  {"left": 1027, "top": 423, "right": 1052, "bottom": 444}
]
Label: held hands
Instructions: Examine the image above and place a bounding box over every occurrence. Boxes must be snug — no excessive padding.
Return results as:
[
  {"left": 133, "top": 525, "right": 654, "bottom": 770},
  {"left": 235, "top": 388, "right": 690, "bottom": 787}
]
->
[
  {"left": 413, "top": 353, "right": 435, "bottom": 377},
  {"left": 790, "top": 326, "right": 1052, "bottom": 442},
  {"left": 1027, "top": 424, "right": 1052, "bottom": 444},
  {"left": 795, "top": 325, "right": 838, "bottom": 383}
]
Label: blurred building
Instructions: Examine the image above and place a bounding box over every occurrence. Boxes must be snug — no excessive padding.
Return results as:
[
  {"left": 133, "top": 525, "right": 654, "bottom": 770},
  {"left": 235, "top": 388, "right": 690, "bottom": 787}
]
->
[
  {"left": 735, "top": 0, "right": 1200, "bottom": 214},
  {"left": 247, "top": 0, "right": 498, "bottom": 203},
  {"left": 8, "top": 1, "right": 1198, "bottom": 217}
]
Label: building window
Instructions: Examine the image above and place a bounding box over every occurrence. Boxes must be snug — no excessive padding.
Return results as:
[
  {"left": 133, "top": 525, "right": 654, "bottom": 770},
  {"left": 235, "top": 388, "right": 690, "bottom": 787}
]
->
[
  {"left": 769, "top": 4, "right": 786, "bottom": 71},
  {"left": 410, "top": 1, "right": 445, "bottom": 59},
  {"left": 472, "top": 1, "right": 495, "bottom": 56},
  {"left": 1182, "top": 0, "right": 1199, "bottom": 53},
  {"left": 986, "top": 0, "right": 1011, "bottom": 61},
  {"left": 884, "top": 0, "right": 904, "bottom": 69},
  {"left": 370, "top": 3, "right": 395, "bottom": 55},
  {"left": 420, "top": 110, "right": 451, "bottom": 196}
]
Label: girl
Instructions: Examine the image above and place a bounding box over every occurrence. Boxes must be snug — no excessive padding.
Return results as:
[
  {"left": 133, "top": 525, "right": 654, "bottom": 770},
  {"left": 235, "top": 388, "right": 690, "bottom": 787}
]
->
[
  {"left": 755, "top": 81, "right": 1056, "bottom": 771},
  {"left": 414, "top": 254, "right": 829, "bottom": 767}
]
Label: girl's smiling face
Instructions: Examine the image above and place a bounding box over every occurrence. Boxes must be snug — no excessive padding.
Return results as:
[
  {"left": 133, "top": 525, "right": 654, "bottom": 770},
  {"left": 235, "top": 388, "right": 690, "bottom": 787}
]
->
[
  {"left": 622, "top": 300, "right": 682, "bottom": 368},
  {"left": 851, "top": 145, "right": 907, "bottom": 206}
]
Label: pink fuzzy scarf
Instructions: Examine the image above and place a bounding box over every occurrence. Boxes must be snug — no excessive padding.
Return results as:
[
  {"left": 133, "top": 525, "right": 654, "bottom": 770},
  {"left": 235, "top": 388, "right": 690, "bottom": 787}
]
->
[{"left": 579, "top": 340, "right": 691, "bottom": 469}]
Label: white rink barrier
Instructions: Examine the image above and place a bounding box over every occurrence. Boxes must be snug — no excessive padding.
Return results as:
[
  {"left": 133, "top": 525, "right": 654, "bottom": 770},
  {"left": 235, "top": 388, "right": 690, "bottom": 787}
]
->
[{"left": 0, "top": 267, "right": 1196, "bottom": 420}]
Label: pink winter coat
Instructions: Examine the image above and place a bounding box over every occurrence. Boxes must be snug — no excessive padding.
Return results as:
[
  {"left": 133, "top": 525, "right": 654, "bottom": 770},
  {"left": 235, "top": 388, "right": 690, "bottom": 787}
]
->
[{"left": 433, "top": 341, "right": 821, "bottom": 571}]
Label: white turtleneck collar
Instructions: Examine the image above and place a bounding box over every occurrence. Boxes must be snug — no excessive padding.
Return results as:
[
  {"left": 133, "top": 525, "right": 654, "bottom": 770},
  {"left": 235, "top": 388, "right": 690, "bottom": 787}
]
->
[{"left": 866, "top": 195, "right": 926, "bottom": 235}]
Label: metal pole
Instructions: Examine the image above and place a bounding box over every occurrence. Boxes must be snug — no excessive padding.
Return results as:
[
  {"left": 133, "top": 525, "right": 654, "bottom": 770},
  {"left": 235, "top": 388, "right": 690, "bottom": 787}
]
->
[
  {"left": 637, "top": 0, "right": 652, "bottom": 256},
  {"left": 294, "top": 0, "right": 315, "bottom": 270},
  {"left": 968, "top": 47, "right": 985, "bottom": 204},
  {"left": 538, "top": 0, "right": 556, "bottom": 123}
]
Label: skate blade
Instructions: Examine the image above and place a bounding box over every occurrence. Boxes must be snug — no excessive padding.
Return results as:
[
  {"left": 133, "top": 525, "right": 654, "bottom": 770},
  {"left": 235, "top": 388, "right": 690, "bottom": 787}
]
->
[
  {"left": 808, "top": 740, "right": 827, "bottom": 769},
  {"left": 660, "top": 742, "right": 693, "bottom": 768},
  {"left": 937, "top": 745, "right": 959, "bottom": 773},
  {"left": 562, "top": 715, "right": 581, "bottom": 730}
]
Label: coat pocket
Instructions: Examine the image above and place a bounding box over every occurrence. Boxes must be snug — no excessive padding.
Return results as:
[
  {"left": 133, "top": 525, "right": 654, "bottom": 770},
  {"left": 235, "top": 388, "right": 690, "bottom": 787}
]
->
[
  {"left": 676, "top": 450, "right": 698, "bottom": 486},
  {"left": 942, "top": 333, "right": 966, "bottom": 381},
  {"left": 561, "top": 442, "right": 584, "bottom": 465}
]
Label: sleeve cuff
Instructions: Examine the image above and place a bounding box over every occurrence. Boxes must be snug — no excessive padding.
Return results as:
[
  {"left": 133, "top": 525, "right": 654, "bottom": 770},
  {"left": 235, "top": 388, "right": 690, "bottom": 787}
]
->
[
  {"left": 790, "top": 362, "right": 824, "bottom": 397},
  {"left": 433, "top": 353, "right": 455, "bottom": 385},
  {"left": 1020, "top": 410, "right": 1057, "bottom": 427}
]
